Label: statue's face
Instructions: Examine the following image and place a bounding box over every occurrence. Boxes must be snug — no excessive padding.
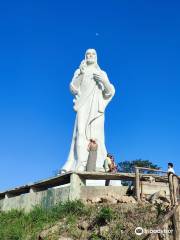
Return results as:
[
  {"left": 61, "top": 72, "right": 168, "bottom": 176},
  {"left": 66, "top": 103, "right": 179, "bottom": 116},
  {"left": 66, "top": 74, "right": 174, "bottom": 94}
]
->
[{"left": 85, "top": 49, "right": 97, "bottom": 65}]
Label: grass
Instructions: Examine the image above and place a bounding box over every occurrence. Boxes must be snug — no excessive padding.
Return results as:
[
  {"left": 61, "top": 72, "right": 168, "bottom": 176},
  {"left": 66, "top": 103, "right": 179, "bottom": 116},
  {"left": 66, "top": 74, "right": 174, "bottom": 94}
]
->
[
  {"left": 0, "top": 201, "right": 163, "bottom": 240},
  {"left": 0, "top": 200, "right": 87, "bottom": 240}
]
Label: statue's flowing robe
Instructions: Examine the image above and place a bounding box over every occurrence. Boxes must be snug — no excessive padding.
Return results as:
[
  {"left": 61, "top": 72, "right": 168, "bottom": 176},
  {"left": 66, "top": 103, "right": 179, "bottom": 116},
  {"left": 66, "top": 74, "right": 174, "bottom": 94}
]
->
[{"left": 61, "top": 66, "right": 115, "bottom": 172}]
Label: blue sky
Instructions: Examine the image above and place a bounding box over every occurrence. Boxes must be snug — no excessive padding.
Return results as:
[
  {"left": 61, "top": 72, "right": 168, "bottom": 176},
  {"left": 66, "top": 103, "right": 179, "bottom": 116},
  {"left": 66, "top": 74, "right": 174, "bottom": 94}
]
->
[{"left": 0, "top": 0, "right": 179, "bottom": 191}]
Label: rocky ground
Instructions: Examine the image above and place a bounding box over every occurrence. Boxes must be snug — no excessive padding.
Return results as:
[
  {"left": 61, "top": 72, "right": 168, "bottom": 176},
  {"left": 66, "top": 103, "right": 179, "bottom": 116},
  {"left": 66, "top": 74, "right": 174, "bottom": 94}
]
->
[{"left": 38, "top": 192, "right": 172, "bottom": 240}]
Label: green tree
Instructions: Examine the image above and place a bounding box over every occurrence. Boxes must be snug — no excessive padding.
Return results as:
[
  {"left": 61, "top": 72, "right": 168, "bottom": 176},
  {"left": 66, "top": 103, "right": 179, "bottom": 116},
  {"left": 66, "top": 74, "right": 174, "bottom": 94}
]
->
[
  {"left": 118, "top": 158, "right": 161, "bottom": 174},
  {"left": 118, "top": 159, "right": 161, "bottom": 186}
]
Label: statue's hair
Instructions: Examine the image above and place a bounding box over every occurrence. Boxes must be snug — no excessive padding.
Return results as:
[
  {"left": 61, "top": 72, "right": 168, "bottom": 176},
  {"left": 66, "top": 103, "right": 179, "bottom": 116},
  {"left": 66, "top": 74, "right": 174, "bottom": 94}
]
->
[{"left": 85, "top": 48, "right": 97, "bottom": 58}]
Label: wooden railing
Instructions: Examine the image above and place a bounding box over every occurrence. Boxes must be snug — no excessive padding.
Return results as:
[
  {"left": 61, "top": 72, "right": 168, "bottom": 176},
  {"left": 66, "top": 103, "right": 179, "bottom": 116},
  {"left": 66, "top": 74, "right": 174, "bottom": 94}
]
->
[{"left": 134, "top": 166, "right": 168, "bottom": 201}]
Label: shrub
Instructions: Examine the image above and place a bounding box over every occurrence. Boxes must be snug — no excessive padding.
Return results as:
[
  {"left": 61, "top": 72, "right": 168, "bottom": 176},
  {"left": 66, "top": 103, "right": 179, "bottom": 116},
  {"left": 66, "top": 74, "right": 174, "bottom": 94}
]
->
[{"left": 96, "top": 207, "right": 114, "bottom": 225}]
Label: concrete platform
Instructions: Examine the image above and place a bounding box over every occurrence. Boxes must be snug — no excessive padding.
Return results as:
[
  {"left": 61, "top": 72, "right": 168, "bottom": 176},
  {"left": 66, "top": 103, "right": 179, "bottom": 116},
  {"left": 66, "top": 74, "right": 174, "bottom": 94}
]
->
[{"left": 0, "top": 171, "right": 170, "bottom": 212}]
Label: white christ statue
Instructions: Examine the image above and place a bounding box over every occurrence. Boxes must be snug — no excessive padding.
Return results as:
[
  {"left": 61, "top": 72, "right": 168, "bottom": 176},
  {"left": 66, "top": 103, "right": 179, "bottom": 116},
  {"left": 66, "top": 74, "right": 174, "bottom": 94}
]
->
[{"left": 61, "top": 49, "right": 115, "bottom": 173}]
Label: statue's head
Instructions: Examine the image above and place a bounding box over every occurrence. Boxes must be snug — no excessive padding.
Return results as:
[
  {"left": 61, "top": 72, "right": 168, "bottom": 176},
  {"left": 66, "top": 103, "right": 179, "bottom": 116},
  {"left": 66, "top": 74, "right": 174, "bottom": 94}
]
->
[{"left": 85, "top": 49, "right": 97, "bottom": 65}]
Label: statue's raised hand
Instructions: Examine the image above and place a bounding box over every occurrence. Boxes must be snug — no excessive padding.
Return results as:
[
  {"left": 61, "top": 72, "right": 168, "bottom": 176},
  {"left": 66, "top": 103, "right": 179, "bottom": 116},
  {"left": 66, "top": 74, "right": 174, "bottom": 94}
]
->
[{"left": 79, "top": 60, "right": 87, "bottom": 74}]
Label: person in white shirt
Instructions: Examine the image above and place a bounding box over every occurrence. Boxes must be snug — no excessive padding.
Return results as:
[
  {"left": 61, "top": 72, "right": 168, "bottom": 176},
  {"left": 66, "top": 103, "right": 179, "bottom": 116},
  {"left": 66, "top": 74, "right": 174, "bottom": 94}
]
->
[
  {"left": 167, "top": 162, "right": 178, "bottom": 206},
  {"left": 168, "top": 162, "right": 175, "bottom": 174}
]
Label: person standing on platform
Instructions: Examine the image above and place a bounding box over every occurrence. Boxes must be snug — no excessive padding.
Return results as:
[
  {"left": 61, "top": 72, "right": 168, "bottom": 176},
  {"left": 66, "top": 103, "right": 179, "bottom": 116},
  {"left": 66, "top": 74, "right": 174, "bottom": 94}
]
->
[
  {"left": 168, "top": 162, "right": 175, "bottom": 174},
  {"left": 86, "top": 139, "right": 98, "bottom": 171}
]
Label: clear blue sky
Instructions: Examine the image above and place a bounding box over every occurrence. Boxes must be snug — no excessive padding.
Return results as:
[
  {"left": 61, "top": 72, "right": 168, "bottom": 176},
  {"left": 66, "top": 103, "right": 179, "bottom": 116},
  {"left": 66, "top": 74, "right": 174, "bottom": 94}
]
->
[{"left": 0, "top": 0, "right": 179, "bottom": 191}]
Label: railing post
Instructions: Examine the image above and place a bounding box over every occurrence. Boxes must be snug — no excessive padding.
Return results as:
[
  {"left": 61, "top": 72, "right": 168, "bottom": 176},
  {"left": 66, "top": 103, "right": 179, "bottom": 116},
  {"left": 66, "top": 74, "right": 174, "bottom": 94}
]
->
[
  {"left": 168, "top": 174, "right": 180, "bottom": 240},
  {"left": 168, "top": 173, "right": 178, "bottom": 206},
  {"left": 173, "top": 175, "right": 179, "bottom": 206},
  {"left": 168, "top": 173, "right": 174, "bottom": 206},
  {"left": 173, "top": 205, "right": 180, "bottom": 240},
  {"left": 135, "top": 167, "right": 141, "bottom": 201}
]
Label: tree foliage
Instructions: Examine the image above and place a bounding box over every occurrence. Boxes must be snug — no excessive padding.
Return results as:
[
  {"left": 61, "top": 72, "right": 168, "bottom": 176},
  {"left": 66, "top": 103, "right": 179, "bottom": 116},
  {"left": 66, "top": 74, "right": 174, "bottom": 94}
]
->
[{"left": 118, "top": 158, "right": 161, "bottom": 174}]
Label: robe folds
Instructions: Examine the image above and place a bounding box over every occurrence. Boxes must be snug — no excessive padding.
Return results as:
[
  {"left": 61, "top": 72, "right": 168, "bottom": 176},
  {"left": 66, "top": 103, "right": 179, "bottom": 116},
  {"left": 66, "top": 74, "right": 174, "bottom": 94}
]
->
[{"left": 61, "top": 66, "right": 115, "bottom": 172}]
